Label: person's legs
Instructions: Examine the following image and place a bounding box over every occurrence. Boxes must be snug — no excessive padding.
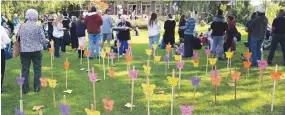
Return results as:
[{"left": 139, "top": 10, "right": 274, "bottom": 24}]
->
[
  {"left": 280, "top": 35, "right": 285, "bottom": 64},
  {"left": 154, "top": 34, "right": 160, "bottom": 45},
  {"left": 21, "top": 52, "right": 32, "bottom": 93},
  {"left": 94, "top": 34, "right": 102, "bottom": 57},
  {"left": 188, "top": 35, "right": 194, "bottom": 57},
  {"left": 54, "top": 38, "right": 60, "bottom": 58},
  {"left": 60, "top": 37, "right": 66, "bottom": 52},
  {"left": 149, "top": 36, "right": 155, "bottom": 49},
  {"left": 248, "top": 34, "right": 251, "bottom": 52},
  {"left": 211, "top": 36, "right": 218, "bottom": 56},
  {"left": 1, "top": 49, "right": 5, "bottom": 92},
  {"left": 267, "top": 34, "right": 279, "bottom": 63},
  {"left": 250, "top": 37, "right": 258, "bottom": 66},
  {"left": 183, "top": 35, "right": 190, "bottom": 57},
  {"left": 217, "top": 36, "right": 224, "bottom": 58},
  {"left": 88, "top": 34, "right": 95, "bottom": 58},
  {"left": 31, "top": 51, "right": 42, "bottom": 92},
  {"left": 102, "top": 34, "right": 107, "bottom": 48},
  {"left": 256, "top": 39, "right": 263, "bottom": 61}
]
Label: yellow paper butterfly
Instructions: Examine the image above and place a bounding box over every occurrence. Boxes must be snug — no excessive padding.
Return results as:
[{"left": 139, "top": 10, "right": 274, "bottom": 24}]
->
[
  {"left": 143, "top": 65, "right": 151, "bottom": 75},
  {"left": 152, "top": 44, "right": 158, "bottom": 50},
  {"left": 105, "top": 47, "right": 111, "bottom": 53},
  {"left": 47, "top": 79, "right": 57, "bottom": 88},
  {"left": 141, "top": 83, "right": 156, "bottom": 97},
  {"left": 85, "top": 108, "right": 100, "bottom": 115},
  {"left": 174, "top": 55, "right": 181, "bottom": 61},
  {"left": 167, "top": 77, "right": 179, "bottom": 87},
  {"left": 50, "top": 41, "right": 54, "bottom": 45},
  {"left": 225, "top": 52, "right": 233, "bottom": 59},
  {"left": 208, "top": 58, "right": 217, "bottom": 65},
  {"left": 145, "top": 49, "right": 152, "bottom": 56},
  {"left": 100, "top": 51, "right": 106, "bottom": 58},
  {"left": 154, "top": 56, "right": 161, "bottom": 63},
  {"left": 193, "top": 59, "right": 199, "bottom": 67}
]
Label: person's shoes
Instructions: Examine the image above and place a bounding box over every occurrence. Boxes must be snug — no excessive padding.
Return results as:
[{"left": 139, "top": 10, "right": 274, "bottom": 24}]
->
[
  {"left": 55, "top": 56, "right": 61, "bottom": 58},
  {"left": 23, "top": 89, "right": 30, "bottom": 94},
  {"left": 89, "top": 57, "right": 94, "bottom": 60},
  {"left": 1, "top": 91, "right": 7, "bottom": 94},
  {"left": 218, "top": 58, "right": 226, "bottom": 61},
  {"left": 34, "top": 88, "right": 40, "bottom": 92}
]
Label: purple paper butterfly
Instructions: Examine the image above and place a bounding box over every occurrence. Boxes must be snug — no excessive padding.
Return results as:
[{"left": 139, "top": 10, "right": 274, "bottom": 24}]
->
[
  {"left": 110, "top": 52, "right": 116, "bottom": 59},
  {"left": 180, "top": 105, "right": 194, "bottom": 115},
  {"left": 177, "top": 47, "right": 184, "bottom": 54},
  {"left": 205, "top": 49, "right": 211, "bottom": 55},
  {"left": 257, "top": 60, "right": 268, "bottom": 70},
  {"left": 190, "top": 77, "right": 201, "bottom": 86},
  {"left": 193, "top": 52, "right": 199, "bottom": 59},
  {"left": 211, "top": 70, "right": 219, "bottom": 78},
  {"left": 59, "top": 102, "right": 70, "bottom": 115},
  {"left": 88, "top": 73, "right": 97, "bottom": 82},
  {"left": 16, "top": 77, "right": 25, "bottom": 85},
  {"left": 15, "top": 108, "right": 25, "bottom": 115},
  {"left": 129, "top": 70, "right": 139, "bottom": 80},
  {"left": 164, "top": 55, "right": 169, "bottom": 63},
  {"left": 176, "top": 61, "right": 184, "bottom": 69}
]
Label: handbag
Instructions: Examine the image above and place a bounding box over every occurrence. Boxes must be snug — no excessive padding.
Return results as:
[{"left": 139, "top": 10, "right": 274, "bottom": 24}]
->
[{"left": 13, "top": 24, "right": 22, "bottom": 58}]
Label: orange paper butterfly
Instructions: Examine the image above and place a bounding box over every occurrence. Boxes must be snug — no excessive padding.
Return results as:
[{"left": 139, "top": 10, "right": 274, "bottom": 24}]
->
[
  {"left": 243, "top": 61, "right": 251, "bottom": 68},
  {"left": 109, "top": 69, "right": 115, "bottom": 79},
  {"left": 64, "top": 62, "right": 70, "bottom": 70},
  {"left": 79, "top": 45, "right": 84, "bottom": 50},
  {"left": 126, "top": 55, "right": 133, "bottom": 62},
  {"left": 211, "top": 76, "right": 222, "bottom": 86},
  {"left": 166, "top": 43, "right": 172, "bottom": 53},
  {"left": 49, "top": 48, "right": 54, "bottom": 53},
  {"left": 102, "top": 98, "right": 115, "bottom": 111},
  {"left": 129, "top": 41, "right": 133, "bottom": 48},
  {"left": 85, "top": 50, "right": 91, "bottom": 57},
  {"left": 193, "top": 58, "right": 199, "bottom": 67},
  {"left": 40, "top": 78, "right": 48, "bottom": 87},
  {"left": 271, "top": 72, "right": 283, "bottom": 80},
  {"left": 231, "top": 72, "right": 241, "bottom": 80},
  {"left": 245, "top": 52, "right": 252, "bottom": 59}
]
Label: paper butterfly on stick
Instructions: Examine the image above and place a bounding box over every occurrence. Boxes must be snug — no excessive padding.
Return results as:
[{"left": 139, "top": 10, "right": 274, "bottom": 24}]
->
[
  {"left": 105, "top": 47, "right": 111, "bottom": 53},
  {"left": 40, "top": 78, "right": 48, "bottom": 87},
  {"left": 176, "top": 61, "right": 184, "bottom": 69},
  {"left": 211, "top": 76, "right": 222, "bottom": 86},
  {"left": 154, "top": 56, "right": 161, "bottom": 63},
  {"left": 211, "top": 70, "right": 219, "bottom": 78},
  {"left": 231, "top": 72, "right": 241, "bottom": 80},
  {"left": 116, "top": 42, "right": 121, "bottom": 47},
  {"left": 79, "top": 45, "right": 84, "bottom": 50},
  {"left": 59, "top": 102, "right": 70, "bottom": 115},
  {"left": 257, "top": 60, "right": 268, "bottom": 70},
  {"left": 271, "top": 72, "right": 283, "bottom": 80},
  {"left": 243, "top": 61, "right": 251, "bottom": 68},
  {"left": 102, "top": 97, "right": 115, "bottom": 111},
  {"left": 245, "top": 52, "right": 252, "bottom": 59},
  {"left": 125, "top": 49, "right": 131, "bottom": 56},
  {"left": 129, "top": 40, "right": 133, "bottom": 48},
  {"left": 193, "top": 52, "right": 199, "bottom": 59},
  {"left": 190, "top": 77, "right": 201, "bottom": 86},
  {"left": 141, "top": 83, "right": 156, "bottom": 97},
  {"left": 109, "top": 69, "right": 115, "bottom": 79},
  {"left": 109, "top": 53, "right": 116, "bottom": 59},
  {"left": 208, "top": 58, "right": 217, "bottom": 65},
  {"left": 225, "top": 52, "right": 234, "bottom": 59},
  {"left": 85, "top": 108, "right": 100, "bottom": 115},
  {"left": 88, "top": 73, "right": 97, "bottom": 82},
  {"left": 49, "top": 48, "right": 54, "bottom": 53},
  {"left": 193, "top": 59, "right": 199, "bottom": 67},
  {"left": 100, "top": 52, "right": 106, "bottom": 58},
  {"left": 48, "top": 79, "right": 57, "bottom": 88},
  {"left": 145, "top": 49, "right": 152, "bottom": 56},
  {"left": 15, "top": 108, "right": 25, "bottom": 115},
  {"left": 16, "top": 77, "right": 25, "bottom": 85},
  {"left": 64, "top": 61, "right": 70, "bottom": 70},
  {"left": 152, "top": 44, "right": 157, "bottom": 50},
  {"left": 164, "top": 55, "right": 169, "bottom": 63},
  {"left": 143, "top": 65, "right": 151, "bottom": 75},
  {"left": 85, "top": 50, "right": 91, "bottom": 57},
  {"left": 180, "top": 105, "right": 194, "bottom": 115},
  {"left": 174, "top": 55, "right": 181, "bottom": 61},
  {"left": 126, "top": 55, "right": 133, "bottom": 62},
  {"left": 129, "top": 70, "right": 139, "bottom": 80},
  {"left": 205, "top": 49, "right": 211, "bottom": 55},
  {"left": 167, "top": 77, "right": 179, "bottom": 87},
  {"left": 176, "top": 47, "right": 183, "bottom": 54},
  {"left": 166, "top": 43, "right": 172, "bottom": 53}
]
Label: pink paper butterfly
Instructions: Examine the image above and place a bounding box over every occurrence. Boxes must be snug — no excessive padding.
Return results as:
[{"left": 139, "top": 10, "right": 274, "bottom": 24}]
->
[
  {"left": 176, "top": 61, "right": 184, "bottom": 69},
  {"left": 180, "top": 105, "right": 194, "bottom": 115},
  {"left": 193, "top": 52, "right": 199, "bottom": 59},
  {"left": 110, "top": 53, "right": 116, "bottom": 59},
  {"left": 88, "top": 73, "right": 97, "bottom": 82},
  {"left": 125, "top": 49, "right": 131, "bottom": 55},
  {"left": 257, "top": 60, "right": 268, "bottom": 70},
  {"left": 211, "top": 70, "right": 219, "bottom": 78},
  {"left": 129, "top": 70, "right": 139, "bottom": 80},
  {"left": 205, "top": 49, "right": 211, "bottom": 55}
]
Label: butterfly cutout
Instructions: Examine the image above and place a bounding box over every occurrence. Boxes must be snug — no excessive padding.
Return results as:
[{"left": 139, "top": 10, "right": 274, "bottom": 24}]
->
[
  {"left": 50, "top": 41, "right": 54, "bottom": 45},
  {"left": 211, "top": 76, "right": 222, "bottom": 86},
  {"left": 154, "top": 56, "right": 161, "bottom": 62},
  {"left": 49, "top": 48, "right": 54, "bottom": 53},
  {"left": 174, "top": 55, "right": 181, "bottom": 61},
  {"left": 16, "top": 77, "right": 25, "bottom": 85},
  {"left": 208, "top": 58, "right": 217, "bottom": 65},
  {"left": 166, "top": 43, "right": 172, "bottom": 52},
  {"left": 108, "top": 69, "right": 115, "bottom": 79},
  {"left": 116, "top": 42, "right": 121, "bottom": 47},
  {"left": 109, "top": 53, "right": 116, "bottom": 59},
  {"left": 59, "top": 102, "right": 70, "bottom": 115},
  {"left": 190, "top": 77, "right": 201, "bottom": 86},
  {"left": 79, "top": 45, "right": 84, "bottom": 50},
  {"left": 176, "top": 61, "right": 184, "bottom": 69},
  {"left": 192, "top": 58, "right": 199, "bottom": 67},
  {"left": 63, "top": 90, "right": 73, "bottom": 94},
  {"left": 129, "top": 40, "right": 133, "bottom": 48},
  {"left": 129, "top": 70, "right": 139, "bottom": 80},
  {"left": 245, "top": 52, "right": 252, "bottom": 59},
  {"left": 167, "top": 77, "right": 179, "bottom": 87},
  {"left": 145, "top": 49, "right": 152, "bottom": 56},
  {"left": 143, "top": 65, "right": 151, "bottom": 75},
  {"left": 231, "top": 72, "right": 241, "bottom": 80},
  {"left": 64, "top": 62, "right": 70, "bottom": 70},
  {"left": 164, "top": 55, "right": 169, "bottom": 63},
  {"left": 105, "top": 47, "right": 111, "bottom": 53},
  {"left": 243, "top": 61, "right": 251, "bottom": 68},
  {"left": 88, "top": 73, "right": 97, "bottom": 82},
  {"left": 152, "top": 44, "right": 158, "bottom": 50},
  {"left": 85, "top": 50, "right": 91, "bottom": 57},
  {"left": 141, "top": 83, "right": 156, "bottom": 97},
  {"left": 32, "top": 105, "right": 44, "bottom": 111},
  {"left": 125, "top": 55, "right": 133, "bottom": 62},
  {"left": 271, "top": 72, "right": 283, "bottom": 80},
  {"left": 205, "top": 49, "right": 211, "bottom": 55},
  {"left": 102, "top": 98, "right": 115, "bottom": 111},
  {"left": 15, "top": 108, "right": 25, "bottom": 115},
  {"left": 40, "top": 78, "right": 48, "bottom": 87},
  {"left": 100, "top": 52, "right": 106, "bottom": 58},
  {"left": 180, "top": 105, "right": 194, "bottom": 115},
  {"left": 193, "top": 52, "right": 199, "bottom": 59},
  {"left": 257, "top": 60, "right": 268, "bottom": 69},
  {"left": 225, "top": 51, "right": 234, "bottom": 59},
  {"left": 211, "top": 70, "right": 219, "bottom": 78},
  {"left": 48, "top": 79, "right": 57, "bottom": 88},
  {"left": 177, "top": 47, "right": 184, "bottom": 54},
  {"left": 85, "top": 108, "right": 100, "bottom": 115},
  {"left": 125, "top": 49, "right": 131, "bottom": 56}
]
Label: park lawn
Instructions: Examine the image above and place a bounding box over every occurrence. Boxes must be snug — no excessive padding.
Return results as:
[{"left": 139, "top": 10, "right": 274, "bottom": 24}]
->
[{"left": 2, "top": 26, "right": 285, "bottom": 115}]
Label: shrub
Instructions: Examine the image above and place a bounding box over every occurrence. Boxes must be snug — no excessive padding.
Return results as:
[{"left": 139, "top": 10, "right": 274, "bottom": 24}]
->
[{"left": 129, "top": 19, "right": 148, "bottom": 29}]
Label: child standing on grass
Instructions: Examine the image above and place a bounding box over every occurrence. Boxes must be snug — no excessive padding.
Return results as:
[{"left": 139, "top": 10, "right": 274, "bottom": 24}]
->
[
  {"left": 117, "top": 15, "right": 132, "bottom": 57},
  {"left": 76, "top": 15, "right": 86, "bottom": 58},
  {"left": 148, "top": 13, "right": 161, "bottom": 49}
]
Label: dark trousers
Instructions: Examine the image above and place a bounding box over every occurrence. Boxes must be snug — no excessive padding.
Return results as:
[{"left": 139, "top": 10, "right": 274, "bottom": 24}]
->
[
  {"left": 184, "top": 34, "right": 194, "bottom": 58},
  {"left": 267, "top": 34, "right": 285, "bottom": 64},
  {"left": 20, "top": 51, "right": 42, "bottom": 92},
  {"left": 1, "top": 49, "right": 6, "bottom": 89},
  {"left": 54, "top": 37, "right": 66, "bottom": 57},
  {"left": 47, "top": 33, "right": 53, "bottom": 49}
]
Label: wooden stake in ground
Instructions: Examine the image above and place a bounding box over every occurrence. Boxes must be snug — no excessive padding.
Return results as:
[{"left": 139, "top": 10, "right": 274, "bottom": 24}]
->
[
  {"left": 211, "top": 68, "right": 221, "bottom": 105},
  {"left": 47, "top": 78, "right": 57, "bottom": 108},
  {"left": 244, "top": 51, "right": 252, "bottom": 80},
  {"left": 167, "top": 69, "right": 179, "bottom": 115},
  {"left": 128, "top": 66, "right": 139, "bottom": 111},
  {"left": 85, "top": 49, "right": 91, "bottom": 72},
  {"left": 105, "top": 47, "right": 111, "bottom": 69},
  {"left": 16, "top": 73, "right": 25, "bottom": 111},
  {"left": 64, "top": 58, "right": 70, "bottom": 89},
  {"left": 110, "top": 50, "right": 116, "bottom": 67},
  {"left": 88, "top": 67, "right": 97, "bottom": 110},
  {"left": 257, "top": 60, "right": 268, "bottom": 90},
  {"left": 225, "top": 51, "right": 233, "bottom": 75},
  {"left": 176, "top": 60, "right": 184, "bottom": 89},
  {"left": 164, "top": 55, "right": 169, "bottom": 76},
  {"left": 190, "top": 76, "right": 201, "bottom": 105},
  {"left": 270, "top": 65, "right": 282, "bottom": 111},
  {"left": 100, "top": 51, "right": 107, "bottom": 80},
  {"left": 40, "top": 78, "right": 48, "bottom": 106},
  {"left": 205, "top": 49, "right": 211, "bottom": 74},
  {"left": 231, "top": 68, "right": 241, "bottom": 100},
  {"left": 116, "top": 41, "right": 121, "bottom": 62},
  {"left": 166, "top": 43, "right": 172, "bottom": 69}
]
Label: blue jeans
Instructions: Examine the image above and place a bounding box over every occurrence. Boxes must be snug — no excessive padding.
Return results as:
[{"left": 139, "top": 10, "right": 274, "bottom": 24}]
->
[
  {"left": 212, "top": 36, "right": 224, "bottom": 58},
  {"left": 149, "top": 34, "right": 160, "bottom": 49},
  {"left": 184, "top": 34, "right": 194, "bottom": 57},
  {"left": 119, "top": 40, "right": 129, "bottom": 55},
  {"left": 54, "top": 37, "right": 66, "bottom": 58},
  {"left": 250, "top": 37, "right": 263, "bottom": 66},
  {"left": 88, "top": 34, "right": 101, "bottom": 57}
]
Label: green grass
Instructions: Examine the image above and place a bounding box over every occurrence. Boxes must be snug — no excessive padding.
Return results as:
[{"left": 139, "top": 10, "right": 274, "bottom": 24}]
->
[{"left": 2, "top": 26, "right": 285, "bottom": 115}]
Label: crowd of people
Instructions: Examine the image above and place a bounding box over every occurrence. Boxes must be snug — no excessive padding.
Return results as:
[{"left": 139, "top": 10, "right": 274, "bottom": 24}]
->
[{"left": 1, "top": 5, "right": 285, "bottom": 94}]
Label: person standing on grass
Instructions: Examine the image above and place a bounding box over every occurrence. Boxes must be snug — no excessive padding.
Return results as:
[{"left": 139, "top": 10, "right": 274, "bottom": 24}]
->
[
  {"left": 117, "top": 15, "right": 132, "bottom": 57},
  {"left": 84, "top": 6, "right": 103, "bottom": 59},
  {"left": 70, "top": 16, "right": 78, "bottom": 51},
  {"left": 249, "top": 7, "right": 268, "bottom": 67},
  {"left": 183, "top": 11, "right": 196, "bottom": 58},
  {"left": 62, "top": 11, "right": 70, "bottom": 51},
  {"left": 76, "top": 15, "right": 86, "bottom": 58},
  {"left": 52, "top": 14, "right": 65, "bottom": 58},
  {"left": 19, "top": 9, "right": 48, "bottom": 94},
  {"left": 163, "top": 14, "right": 176, "bottom": 47},
  {"left": 210, "top": 9, "right": 228, "bottom": 60},
  {"left": 267, "top": 9, "right": 285, "bottom": 66},
  {"left": 1, "top": 25, "right": 11, "bottom": 94},
  {"left": 224, "top": 15, "right": 238, "bottom": 52},
  {"left": 178, "top": 15, "right": 186, "bottom": 40},
  {"left": 102, "top": 9, "right": 113, "bottom": 47},
  {"left": 148, "top": 13, "right": 161, "bottom": 49},
  {"left": 245, "top": 12, "right": 257, "bottom": 52}
]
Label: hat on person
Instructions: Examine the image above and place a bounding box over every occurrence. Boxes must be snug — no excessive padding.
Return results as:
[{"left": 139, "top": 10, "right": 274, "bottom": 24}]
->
[
  {"left": 257, "top": 7, "right": 265, "bottom": 13},
  {"left": 91, "top": 6, "right": 97, "bottom": 12}
]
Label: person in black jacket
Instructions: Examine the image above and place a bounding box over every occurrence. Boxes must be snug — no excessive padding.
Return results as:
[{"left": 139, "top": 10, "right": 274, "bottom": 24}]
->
[
  {"left": 178, "top": 15, "right": 186, "bottom": 39},
  {"left": 211, "top": 9, "right": 228, "bottom": 60},
  {"left": 117, "top": 15, "right": 132, "bottom": 57},
  {"left": 62, "top": 11, "right": 71, "bottom": 51},
  {"left": 163, "top": 14, "right": 176, "bottom": 47},
  {"left": 70, "top": 16, "right": 78, "bottom": 51}
]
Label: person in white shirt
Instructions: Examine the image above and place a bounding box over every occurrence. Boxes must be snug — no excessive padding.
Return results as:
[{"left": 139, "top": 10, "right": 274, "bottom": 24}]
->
[
  {"left": 148, "top": 13, "right": 161, "bottom": 49},
  {"left": 204, "top": 28, "right": 213, "bottom": 50},
  {"left": 52, "top": 15, "right": 65, "bottom": 58},
  {"left": 1, "top": 25, "right": 12, "bottom": 94}
]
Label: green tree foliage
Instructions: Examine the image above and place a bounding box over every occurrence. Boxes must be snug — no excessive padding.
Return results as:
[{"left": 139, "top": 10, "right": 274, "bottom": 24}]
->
[
  {"left": 232, "top": 1, "right": 255, "bottom": 24},
  {"left": 265, "top": 3, "right": 281, "bottom": 25}
]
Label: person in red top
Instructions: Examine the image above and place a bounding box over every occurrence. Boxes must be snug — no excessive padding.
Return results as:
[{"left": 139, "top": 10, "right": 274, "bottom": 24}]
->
[{"left": 84, "top": 6, "right": 103, "bottom": 59}]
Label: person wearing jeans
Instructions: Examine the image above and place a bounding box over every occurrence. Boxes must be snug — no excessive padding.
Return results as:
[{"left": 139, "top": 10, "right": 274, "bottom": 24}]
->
[
  {"left": 19, "top": 9, "right": 48, "bottom": 94},
  {"left": 117, "top": 15, "right": 132, "bottom": 56},
  {"left": 53, "top": 37, "right": 65, "bottom": 57},
  {"left": 148, "top": 13, "right": 161, "bottom": 49},
  {"left": 183, "top": 12, "right": 196, "bottom": 58},
  {"left": 88, "top": 34, "right": 101, "bottom": 57},
  {"left": 119, "top": 39, "right": 129, "bottom": 55}
]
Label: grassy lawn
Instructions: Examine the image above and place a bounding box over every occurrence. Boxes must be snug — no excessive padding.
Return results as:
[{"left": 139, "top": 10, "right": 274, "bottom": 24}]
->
[{"left": 2, "top": 26, "right": 285, "bottom": 115}]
